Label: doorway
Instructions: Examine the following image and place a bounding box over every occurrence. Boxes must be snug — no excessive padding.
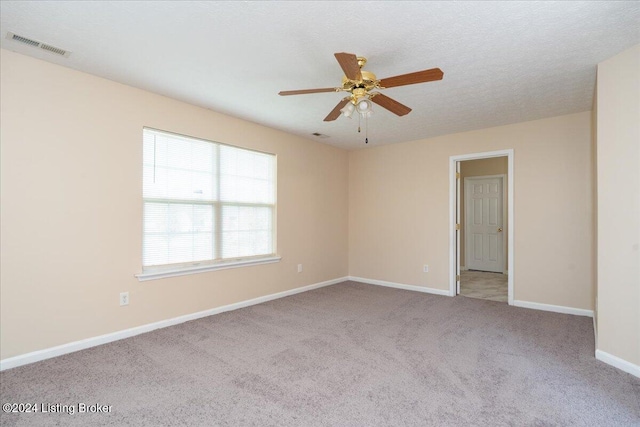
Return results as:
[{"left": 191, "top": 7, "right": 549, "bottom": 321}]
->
[{"left": 449, "top": 150, "right": 514, "bottom": 305}]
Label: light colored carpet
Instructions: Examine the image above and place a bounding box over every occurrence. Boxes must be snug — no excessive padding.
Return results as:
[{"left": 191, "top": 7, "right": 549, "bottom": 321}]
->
[
  {"left": 1, "top": 281, "right": 639, "bottom": 426},
  {"left": 461, "top": 270, "right": 508, "bottom": 302}
]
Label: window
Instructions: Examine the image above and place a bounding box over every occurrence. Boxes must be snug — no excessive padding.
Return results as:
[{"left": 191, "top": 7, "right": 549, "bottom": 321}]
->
[{"left": 140, "top": 128, "right": 277, "bottom": 279}]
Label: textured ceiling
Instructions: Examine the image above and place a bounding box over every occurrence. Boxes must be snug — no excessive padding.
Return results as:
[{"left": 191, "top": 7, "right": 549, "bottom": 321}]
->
[{"left": 1, "top": 1, "right": 639, "bottom": 149}]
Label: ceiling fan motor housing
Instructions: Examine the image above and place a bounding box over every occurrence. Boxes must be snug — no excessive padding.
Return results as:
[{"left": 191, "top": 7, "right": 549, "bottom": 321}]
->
[{"left": 342, "top": 70, "right": 379, "bottom": 103}]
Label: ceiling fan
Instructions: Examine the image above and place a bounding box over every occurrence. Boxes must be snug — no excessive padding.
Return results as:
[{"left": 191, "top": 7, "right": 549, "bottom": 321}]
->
[{"left": 278, "top": 52, "right": 444, "bottom": 122}]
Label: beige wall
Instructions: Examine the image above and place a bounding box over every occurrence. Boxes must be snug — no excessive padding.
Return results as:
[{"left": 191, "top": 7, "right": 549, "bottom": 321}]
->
[
  {"left": 595, "top": 44, "right": 640, "bottom": 366},
  {"left": 459, "top": 157, "right": 508, "bottom": 268},
  {"left": 0, "top": 49, "right": 349, "bottom": 359},
  {"left": 349, "top": 111, "right": 594, "bottom": 310}
]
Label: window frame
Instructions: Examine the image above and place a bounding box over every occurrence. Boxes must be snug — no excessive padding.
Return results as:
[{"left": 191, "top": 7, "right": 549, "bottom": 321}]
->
[{"left": 136, "top": 128, "right": 279, "bottom": 282}]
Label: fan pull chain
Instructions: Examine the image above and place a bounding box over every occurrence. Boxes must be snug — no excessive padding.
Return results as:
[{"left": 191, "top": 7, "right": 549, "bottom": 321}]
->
[
  {"left": 357, "top": 113, "right": 361, "bottom": 133},
  {"left": 365, "top": 114, "right": 369, "bottom": 144}
]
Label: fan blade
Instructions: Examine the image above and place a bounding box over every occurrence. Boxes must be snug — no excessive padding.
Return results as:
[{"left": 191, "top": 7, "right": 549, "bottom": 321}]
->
[
  {"left": 334, "top": 52, "right": 362, "bottom": 81},
  {"left": 279, "top": 88, "right": 337, "bottom": 96},
  {"left": 370, "top": 93, "right": 412, "bottom": 116},
  {"left": 324, "top": 98, "right": 351, "bottom": 122},
  {"left": 379, "top": 68, "right": 444, "bottom": 88}
]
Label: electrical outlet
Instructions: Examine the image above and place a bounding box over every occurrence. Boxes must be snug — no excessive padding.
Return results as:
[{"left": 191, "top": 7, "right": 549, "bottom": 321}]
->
[
  {"left": 297, "top": 264, "right": 303, "bottom": 273},
  {"left": 423, "top": 265, "right": 429, "bottom": 273},
  {"left": 120, "top": 292, "right": 129, "bottom": 306}
]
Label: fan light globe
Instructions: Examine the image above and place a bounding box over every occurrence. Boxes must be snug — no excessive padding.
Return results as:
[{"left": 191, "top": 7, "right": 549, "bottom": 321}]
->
[
  {"left": 356, "top": 99, "right": 372, "bottom": 113},
  {"left": 340, "top": 102, "right": 355, "bottom": 117}
]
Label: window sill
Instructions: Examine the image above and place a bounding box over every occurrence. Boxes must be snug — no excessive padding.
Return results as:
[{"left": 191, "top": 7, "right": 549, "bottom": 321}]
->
[{"left": 135, "top": 256, "right": 281, "bottom": 282}]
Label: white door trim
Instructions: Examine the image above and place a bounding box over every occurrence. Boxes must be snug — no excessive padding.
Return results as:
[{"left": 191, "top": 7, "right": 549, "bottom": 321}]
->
[
  {"left": 449, "top": 149, "right": 514, "bottom": 305},
  {"left": 464, "top": 174, "right": 507, "bottom": 274},
  {"left": 456, "top": 161, "right": 461, "bottom": 294}
]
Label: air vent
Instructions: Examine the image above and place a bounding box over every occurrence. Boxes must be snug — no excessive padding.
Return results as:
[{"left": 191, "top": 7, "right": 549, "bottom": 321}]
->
[
  {"left": 312, "top": 132, "right": 329, "bottom": 138},
  {"left": 10, "top": 33, "right": 39, "bottom": 47},
  {"left": 6, "top": 32, "right": 71, "bottom": 58}
]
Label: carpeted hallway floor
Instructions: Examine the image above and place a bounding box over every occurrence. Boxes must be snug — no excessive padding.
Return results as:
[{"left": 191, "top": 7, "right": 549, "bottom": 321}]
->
[{"left": 1, "top": 281, "right": 639, "bottom": 426}]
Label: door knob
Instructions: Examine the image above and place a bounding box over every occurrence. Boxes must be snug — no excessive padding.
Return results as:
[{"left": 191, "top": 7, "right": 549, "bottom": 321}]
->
[{"left": 497, "top": 227, "right": 503, "bottom": 232}]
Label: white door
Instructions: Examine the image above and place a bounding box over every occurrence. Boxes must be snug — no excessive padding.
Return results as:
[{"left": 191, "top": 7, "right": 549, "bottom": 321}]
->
[{"left": 465, "top": 176, "right": 503, "bottom": 273}]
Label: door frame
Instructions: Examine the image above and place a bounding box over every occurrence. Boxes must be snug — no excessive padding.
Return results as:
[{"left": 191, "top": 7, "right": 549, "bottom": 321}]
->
[
  {"left": 464, "top": 174, "right": 507, "bottom": 274},
  {"left": 449, "top": 149, "right": 514, "bottom": 305}
]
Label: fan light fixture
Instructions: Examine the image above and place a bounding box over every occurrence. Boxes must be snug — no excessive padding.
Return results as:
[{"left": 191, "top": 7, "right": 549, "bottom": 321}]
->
[
  {"left": 341, "top": 97, "right": 373, "bottom": 119},
  {"left": 342, "top": 96, "right": 374, "bottom": 143}
]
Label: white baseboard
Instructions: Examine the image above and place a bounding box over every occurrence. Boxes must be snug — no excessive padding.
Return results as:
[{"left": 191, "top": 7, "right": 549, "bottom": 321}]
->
[
  {"left": 512, "top": 300, "right": 593, "bottom": 317},
  {"left": 595, "top": 349, "right": 640, "bottom": 378},
  {"left": 0, "top": 276, "right": 348, "bottom": 371},
  {"left": 348, "top": 276, "right": 451, "bottom": 296}
]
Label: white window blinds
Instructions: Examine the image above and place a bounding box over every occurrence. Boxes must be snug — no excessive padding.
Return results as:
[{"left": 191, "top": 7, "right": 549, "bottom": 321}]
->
[{"left": 142, "top": 128, "right": 276, "bottom": 270}]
